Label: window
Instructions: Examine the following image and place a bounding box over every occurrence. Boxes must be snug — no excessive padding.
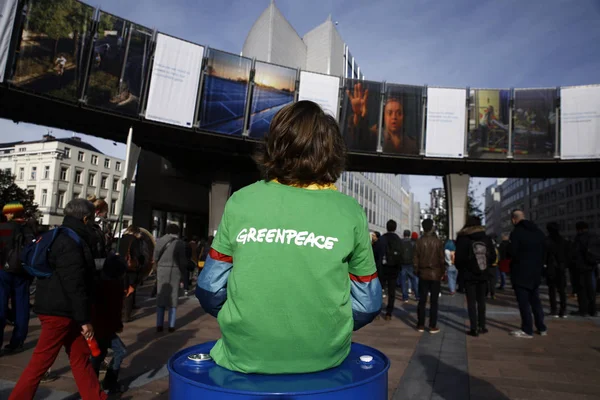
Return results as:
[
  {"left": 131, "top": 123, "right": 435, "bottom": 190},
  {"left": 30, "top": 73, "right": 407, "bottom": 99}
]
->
[
  {"left": 58, "top": 191, "right": 66, "bottom": 209},
  {"left": 576, "top": 199, "right": 583, "bottom": 212},
  {"left": 586, "top": 197, "right": 594, "bottom": 210},
  {"left": 585, "top": 178, "right": 593, "bottom": 192},
  {"left": 104, "top": 158, "right": 110, "bottom": 169},
  {"left": 566, "top": 185, "right": 573, "bottom": 197},
  {"left": 101, "top": 176, "right": 108, "bottom": 189},
  {"left": 575, "top": 182, "right": 582, "bottom": 195},
  {"left": 112, "top": 178, "right": 119, "bottom": 191},
  {"left": 41, "top": 189, "right": 47, "bottom": 206},
  {"left": 91, "top": 155, "right": 98, "bottom": 165},
  {"left": 60, "top": 167, "right": 68, "bottom": 181},
  {"left": 110, "top": 201, "right": 117, "bottom": 215},
  {"left": 73, "top": 192, "right": 80, "bottom": 199},
  {"left": 75, "top": 170, "right": 82, "bottom": 184},
  {"left": 30, "top": 166, "right": 37, "bottom": 180},
  {"left": 78, "top": 151, "right": 85, "bottom": 162},
  {"left": 18, "top": 167, "right": 24, "bottom": 180},
  {"left": 43, "top": 165, "right": 50, "bottom": 179},
  {"left": 64, "top": 147, "right": 71, "bottom": 158},
  {"left": 88, "top": 173, "right": 96, "bottom": 187},
  {"left": 4, "top": 168, "right": 11, "bottom": 176},
  {"left": 115, "top": 161, "right": 121, "bottom": 172}
]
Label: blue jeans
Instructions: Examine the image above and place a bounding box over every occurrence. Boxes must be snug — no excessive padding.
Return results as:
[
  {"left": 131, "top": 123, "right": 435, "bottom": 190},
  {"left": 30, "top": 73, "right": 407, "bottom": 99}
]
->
[
  {"left": 497, "top": 269, "right": 506, "bottom": 289},
  {"left": 108, "top": 335, "right": 127, "bottom": 371},
  {"left": 447, "top": 265, "right": 458, "bottom": 293},
  {"left": 157, "top": 306, "right": 177, "bottom": 328},
  {"left": 0, "top": 270, "right": 30, "bottom": 346},
  {"left": 400, "top": 265, "right": 419, "bottom": 301}
]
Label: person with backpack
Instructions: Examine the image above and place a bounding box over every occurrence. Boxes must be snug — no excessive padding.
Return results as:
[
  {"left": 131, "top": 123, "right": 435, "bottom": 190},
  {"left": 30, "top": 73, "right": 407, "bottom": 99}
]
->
[
  {"left": 545, "top": 222, "right": 569, "bottom": 319},
  {"left": 398, "top": 230, "right": 419, "bottom": 302},
  {"left": 0, "top": 202, "right": 35, "bottom": 355},
  {"left": 377, "top": 220, "right": 403, "bottom": 320},
  {"left": 9, "top": 199, "right": 107, "bottom": 400},
  {"left": 455, "top": 217, "right": 495, "bottom": 337},
  {"left": 413, "top": 219, "right": 445, "bottom": 334},
  {"left": 507, "top": 209, "right": 547, "bottom": 339},
  {"left": 572, "top": 221, "right": 599, "bottom": 317}
]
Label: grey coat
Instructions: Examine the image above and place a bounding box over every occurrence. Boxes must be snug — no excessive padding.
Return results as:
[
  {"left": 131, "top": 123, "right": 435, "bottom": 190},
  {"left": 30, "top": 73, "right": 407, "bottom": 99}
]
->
[{"left": 154, "top": 234, "right": 187, "bottom": 308}]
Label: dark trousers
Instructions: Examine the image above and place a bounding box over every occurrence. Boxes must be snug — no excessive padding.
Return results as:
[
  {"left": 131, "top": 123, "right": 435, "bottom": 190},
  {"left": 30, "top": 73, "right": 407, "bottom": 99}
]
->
[
  {"left": 9, "top": 315, "right": 107, "bottom": 400},
  {"left": 514, "top": 286, "right": 547, "bottom": 335},
  {"left": 465, "top": 280, "right": 487, "bottom": 330},
  {"left": 417, "top": 279, "right": 441, "bottom": 328},
  {"left": 569, "top": 267, "right": 580, "bottom": 295},
  {"left": 487, "top": 267, "right": 497, "bottom": 297},
  {"left": 547, "top": 269, "right": 567, "bottom": 316},
  {"left": 122, "top": 289, "right": 136, "bottom": 322},
  {"left": 382, "top": 267, "right": 399, "bottom": 314},
  {"left": 0, "top": 270, "right": 30, "bottom": 346},
  {"left": 577, "top": 270, "right": 597, "bottom": 316}
]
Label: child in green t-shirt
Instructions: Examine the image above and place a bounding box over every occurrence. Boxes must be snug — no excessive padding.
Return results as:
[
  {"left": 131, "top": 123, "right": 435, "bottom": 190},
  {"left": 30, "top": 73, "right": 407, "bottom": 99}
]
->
[{"left": 196, "top": 101, "right": 382, "bottom": 374}]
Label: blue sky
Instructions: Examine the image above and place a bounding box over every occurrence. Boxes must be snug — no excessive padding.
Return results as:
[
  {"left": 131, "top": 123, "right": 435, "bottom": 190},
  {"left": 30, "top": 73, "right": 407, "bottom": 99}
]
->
[{"left": 2, "top": 0, "right": 599, "bottom": 206}]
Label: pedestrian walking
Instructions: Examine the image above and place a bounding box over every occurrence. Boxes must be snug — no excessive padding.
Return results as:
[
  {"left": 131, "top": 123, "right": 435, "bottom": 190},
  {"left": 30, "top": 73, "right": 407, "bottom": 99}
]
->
[
  {"left": 9, "top": 199, "right": 107, "bottom": 400},
  {"left": 376, "top": 220, "right": 403, "bottom": 320},
  {"left": 572, "top": 221, "right": 599, "bottom": 317},
  {"left": 545, "top": 222, "right": 569, "bottom": 318}
]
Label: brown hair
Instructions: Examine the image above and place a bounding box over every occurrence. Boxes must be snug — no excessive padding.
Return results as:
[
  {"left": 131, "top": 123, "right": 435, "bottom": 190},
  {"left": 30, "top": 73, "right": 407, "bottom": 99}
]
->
[
  {"left": 94, "top": 199, "right": 108, "bottom": 214},
  {"left": 254, "top": 101, "right": 346, "bottom": 186}
]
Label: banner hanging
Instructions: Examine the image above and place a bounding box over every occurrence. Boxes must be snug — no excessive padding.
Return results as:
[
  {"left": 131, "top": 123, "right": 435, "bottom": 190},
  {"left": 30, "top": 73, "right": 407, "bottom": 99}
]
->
[
  {"left": 425, "top": 87, "right": 467, "bottom": 158},
  {"left": 298, "top": 71, "right": 340, "bottom": 120},
  {"left": 560, "top": 85, "right": 600, "bottom": 160},
  {"left": 0, "top": 0, "right": 18, "bottom": 82},
  {"left": 145, "top": 33, "right": 204, "bottom": 128}
]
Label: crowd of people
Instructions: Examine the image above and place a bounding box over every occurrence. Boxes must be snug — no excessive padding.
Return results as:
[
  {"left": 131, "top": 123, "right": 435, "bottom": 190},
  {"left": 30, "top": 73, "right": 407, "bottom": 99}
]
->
[
  {"left": 372, "top": 209, "right": 599, "bottom": 339},
  {"left": 0, "top": 196, "right": 212, "bottom": 399}
]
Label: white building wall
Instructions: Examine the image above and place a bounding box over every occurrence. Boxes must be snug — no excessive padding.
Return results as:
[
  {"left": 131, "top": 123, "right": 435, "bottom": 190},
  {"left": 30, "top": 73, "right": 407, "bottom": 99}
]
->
[
  {"left": 0, "top": 137, "right": 127, "bottom": 227},
  {"left": 329, "top": 26, "right": 345, "bottom": 77},
  {"left": 242, "top": 2, "right": 306, "bottom": 70},
  {"left": 302, "top": 21, "right": 331, "bottom": 74}
]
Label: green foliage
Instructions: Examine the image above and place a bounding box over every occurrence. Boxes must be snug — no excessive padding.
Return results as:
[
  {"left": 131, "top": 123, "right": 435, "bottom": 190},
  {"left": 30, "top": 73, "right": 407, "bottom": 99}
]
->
[
  {"left": 26, "top": 0, "right": 92, "bottom": 41},
  {"left": 0, "top": 170, "right": 39, "bottom": 218}
]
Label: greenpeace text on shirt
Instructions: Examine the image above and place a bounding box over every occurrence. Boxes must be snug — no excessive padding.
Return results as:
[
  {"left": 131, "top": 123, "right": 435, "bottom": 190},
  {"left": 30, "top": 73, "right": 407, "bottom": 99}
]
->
[{"left": 236, "top": 228, "right": 339, "bottom": 250}]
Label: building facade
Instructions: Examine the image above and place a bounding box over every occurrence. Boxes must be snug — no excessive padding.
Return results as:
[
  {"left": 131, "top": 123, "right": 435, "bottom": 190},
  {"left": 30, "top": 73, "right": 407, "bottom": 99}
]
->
[
  {"left": 242, "top": 1, "right": 364, "bottom": 79},
  {"left": 336, "top": 172, "right": 413, "bottom": 234},
  {"left": 0, "top": 134, "right": 129, "bottom": 226},
  {"left": 485, "top": 178, "right": 600, "bottom": 240}
]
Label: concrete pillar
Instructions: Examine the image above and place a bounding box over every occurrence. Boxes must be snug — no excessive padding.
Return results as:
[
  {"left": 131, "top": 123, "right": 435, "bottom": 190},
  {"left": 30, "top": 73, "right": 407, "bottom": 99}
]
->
[
  {"left": 208, "top": 181, "right": 231, "bottom": 237},
  {"left": 444, "top": 174, "right": 470, "bottom": 240}
]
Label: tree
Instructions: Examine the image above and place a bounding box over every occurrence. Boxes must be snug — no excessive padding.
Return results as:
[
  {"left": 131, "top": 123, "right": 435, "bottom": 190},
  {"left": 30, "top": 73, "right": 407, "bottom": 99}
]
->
[
  {"left": 467, "top": 181, "right": 483, "bottom": 219},
  {"left": 429, "top": 181, "right": 482, "bottom": 242},
  {"left": 0, "top": 170, "right": 39, "bottom": 219}
]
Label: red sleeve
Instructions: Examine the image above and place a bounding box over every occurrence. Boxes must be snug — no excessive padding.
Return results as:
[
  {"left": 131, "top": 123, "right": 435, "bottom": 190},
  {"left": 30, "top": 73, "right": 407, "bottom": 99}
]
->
[
  {"left": 209, "top": 248, "right": 232, "bottom": 263},
  {"left": 349, "top": 271, "right": 378, "bottom": 283}
]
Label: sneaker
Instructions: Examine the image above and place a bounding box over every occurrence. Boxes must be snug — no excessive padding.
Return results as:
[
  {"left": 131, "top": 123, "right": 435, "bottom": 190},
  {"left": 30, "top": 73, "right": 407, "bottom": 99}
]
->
[
  {"left": 384, "top": 313, "right": 392, "bottom": 321},
  {"left": 156, "top": 326, "right": 164, "bottom": 333},
  {"left": 429, "top": 327, "right": 440, "bottom": 334},
  {"left": 417, "top": 325, "right": 425, "bottom": 332},
  {"left": 510, "top": 330, "right": 533, "bottom": 339},
  {"left": 403, "top": 299, "right": 409, "bottom": 303},
  {"left": 538, "top": 330, "right": 548, "bottom": 336},
  {"left": 168, "top": 327, "right": 175, "bottom": 333},
  {"left": 382, "top": 294, "right": 387, "bottom": 298},
  {"left": 479, "top": 328, "right": 489, "bottom": 334},
  {"left": 3, "top": 343, "right": 24, "bottom": 354},
  {"left": 550, "top": 314, "right": 559, "bottom": 318},
  {"left": 468, "top": 329, "right": 479, "bottom": 337},
  {"left": 559, "top": 314, "right": 568, "bottom": 319}
]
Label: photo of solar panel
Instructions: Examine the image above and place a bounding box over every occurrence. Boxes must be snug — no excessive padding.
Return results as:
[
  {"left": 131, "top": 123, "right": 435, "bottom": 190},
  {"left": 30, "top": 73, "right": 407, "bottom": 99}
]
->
[
  {"left": 198, "top": 49, "right": 252, "bottom": 135},
  {"left": 248, "top": 61, "right": 296, "bottom": 139}
]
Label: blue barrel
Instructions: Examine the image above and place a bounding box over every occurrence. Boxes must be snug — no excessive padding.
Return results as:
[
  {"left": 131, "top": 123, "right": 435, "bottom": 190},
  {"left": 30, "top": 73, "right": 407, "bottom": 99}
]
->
[{"left": 168, "top": 341, "right": 390, "bottom": 399}]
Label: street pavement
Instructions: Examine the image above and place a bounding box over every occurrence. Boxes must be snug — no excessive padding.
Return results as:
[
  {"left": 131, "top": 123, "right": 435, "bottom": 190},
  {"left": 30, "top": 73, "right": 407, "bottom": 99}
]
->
[{"left": 1, "top": 279, "right": 599, "bottom": 399}]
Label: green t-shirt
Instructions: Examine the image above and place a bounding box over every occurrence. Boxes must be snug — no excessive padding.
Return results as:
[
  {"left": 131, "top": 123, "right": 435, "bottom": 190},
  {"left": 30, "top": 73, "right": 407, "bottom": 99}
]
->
[{"left": 209, "top": 180, "right": 376, "bottom": 374}]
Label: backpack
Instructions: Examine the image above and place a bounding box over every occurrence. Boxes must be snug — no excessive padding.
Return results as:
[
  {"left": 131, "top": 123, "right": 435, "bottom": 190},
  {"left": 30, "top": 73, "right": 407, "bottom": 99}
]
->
[
  {"left": 3, "top": 224, "right": 34, "bottom": 274},
  {"left": 383, "top": 234, "right": 404, "bottom": 267},
  {"left": 469, "top": 240, "right": 489, "bottom": 274},
  {"left": 399, "top": 240, "right": 414, "bottom": 265},
  {"left": 21, "top": 227, "right": 81, "bottom": 278}
]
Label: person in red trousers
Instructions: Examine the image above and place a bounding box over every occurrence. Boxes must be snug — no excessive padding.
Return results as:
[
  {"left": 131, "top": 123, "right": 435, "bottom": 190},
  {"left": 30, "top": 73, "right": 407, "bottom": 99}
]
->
[{"left": 10, "top": 199, "right": 107, "bottom": 400}]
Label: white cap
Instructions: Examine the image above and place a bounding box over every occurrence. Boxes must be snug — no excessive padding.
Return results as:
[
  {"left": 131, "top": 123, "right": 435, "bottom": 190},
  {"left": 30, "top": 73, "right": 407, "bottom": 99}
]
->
[{"left": 360, "top": 355, "right": 373, "bottom": 363}]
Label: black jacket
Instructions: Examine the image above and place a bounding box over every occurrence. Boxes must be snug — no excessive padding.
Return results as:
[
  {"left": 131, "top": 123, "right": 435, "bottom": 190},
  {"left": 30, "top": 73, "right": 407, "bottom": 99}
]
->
[
  {"left": 508, "top": 220, "right": 545, "bottom": 289},
  {"left": 498, "top": 240, "right": 510, "bottom": 261},
  {"left": 544, "top": 234, "right": 570, "bottom": 277},
  {"left": 455, "top": 226, "right": 495, "bottom": 282},
  {"left": 573, "top": 232, "right": 597, "bottom": 272},
  {"left": 34, "top": 216, "right": 96, "bottom": 325}
]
